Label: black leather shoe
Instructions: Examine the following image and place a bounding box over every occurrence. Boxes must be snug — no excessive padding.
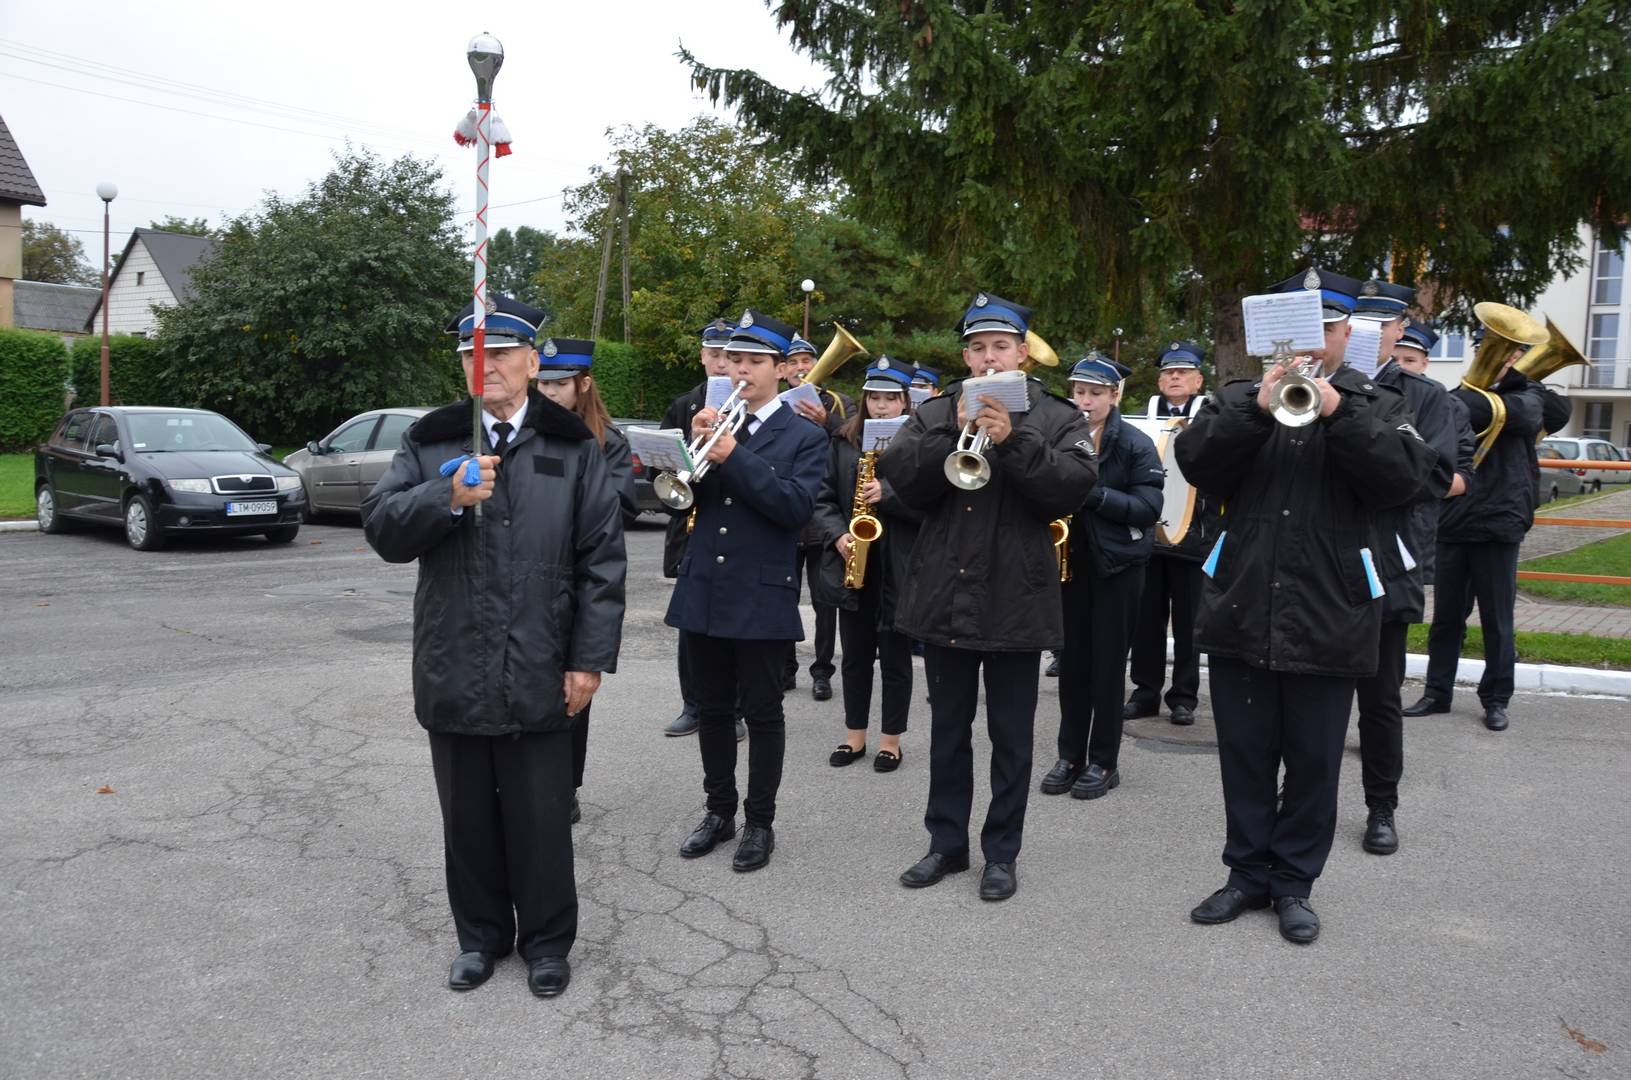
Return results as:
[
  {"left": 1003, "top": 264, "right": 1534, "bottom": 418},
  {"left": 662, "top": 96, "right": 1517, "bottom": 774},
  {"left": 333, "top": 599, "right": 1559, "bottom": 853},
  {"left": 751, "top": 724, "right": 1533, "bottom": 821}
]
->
[
  {"left": 1070, "top": 763, "right": 1120, "bottom": 800},
  {"left": 1039, "top": 758, "right": 1083, "bottom": 795},
  {"left": 829, "top": 742, "right": 866, "bottom": 767},
  {"left": 732, "top": 824, "right": 774, "bottom": 872},
  {"left": 1483, "top": 704, "right": 1509, "bottom": 731},
  {"left": 1402, "top": 695, "right": 1450, "bottom": 717},
  {"left": 570, "top": 794, "right": 581, "bottom": 825},
  {"left": 527, "top": 956, "right": 571, "bottom": 997},
  {"left": 1170, "top": 705, "right": 1196, "bottom": 726},
  {"left": 664, "top": 708, "right": 700, "bottom": 736},
  {"left": 448, "top": 950, "right": 498, "bottom": 991},
  {"left": 1274, "top": 896, "right": 1320, "bottom": 944},
  {"left": 979, "top": 861, "right": 1017, "bottom": 901},
  {"left": 873, "top": 748, "right": 901, "bottom": 773},
  {"left": 1363, "top": 809, "right": 1398, "bottom": 854},
  {"left": 1123, "top": 700, "right": 1157, "bottom": 720},
  {"left": 1045, "top": 655, "right": 1060, "bottom": 677},
  {"left": 735, "top": 716, "right": 747, "bottom": 742},
  {"left": 679, "top": 813, "right": 735, "bottom": 858},
  {"left": 1190, "top": 886, "right": 1270, "bottom": 924},
  {"left": 812, "top": 677, "right": 833, "bottom": 701},
  {"left": 899, "top": 850, "right": 969, "bottom": 888}
]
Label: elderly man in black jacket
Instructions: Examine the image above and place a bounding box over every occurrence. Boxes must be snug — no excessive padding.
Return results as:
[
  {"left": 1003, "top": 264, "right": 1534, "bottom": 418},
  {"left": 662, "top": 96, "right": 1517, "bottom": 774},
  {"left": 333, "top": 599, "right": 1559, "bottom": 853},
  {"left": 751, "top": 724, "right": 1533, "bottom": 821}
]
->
[
  {"left": 363, "top": 294, "right": 626, "bottom": 999},
  {"left": 1176, "top": 268, "right": 1436, "bottom": 944},
  {"left": 879, "top": 292, "right": 1098, "bottom": 901}
]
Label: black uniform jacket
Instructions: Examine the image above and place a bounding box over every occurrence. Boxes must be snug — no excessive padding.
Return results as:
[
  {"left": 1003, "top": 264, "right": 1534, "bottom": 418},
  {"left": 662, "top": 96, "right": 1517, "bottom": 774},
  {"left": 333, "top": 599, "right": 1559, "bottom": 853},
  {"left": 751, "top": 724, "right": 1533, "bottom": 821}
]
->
[
  {"left": 660, "top": 382, "right": 708, "bottom": 578},
  {"left": 1439, "top": 372, "right": 1546, "bottom": 545},
  {"left": 1174, "top": 367, "right": 1437, "bottom": 678},
  {"left": 797, "top": 387, "right": 856, "bottom": 549},
  {"left": 877, "top": 377, "right": 1098, "bottom": 652},
  {"left": 811, "top": 432, "right": 923, "bottom": 630},
  {"left": 1146, "top": 395, "right": 1224, "bottom": 563},
  {"left": 602, "top": 421, "right": 639, "bottom": 525},
  {"left": 1370, "top": 361, "right": 1464, "bottom": 624},
  {"left": 1072, "top": 407, "right": 1163, "bottom": 579},
  {"left": 664, "top": 404, "right": 828, "bottom": 640},
  {"left": 362, "top": 390, "right": 628, "bottom": 736}
]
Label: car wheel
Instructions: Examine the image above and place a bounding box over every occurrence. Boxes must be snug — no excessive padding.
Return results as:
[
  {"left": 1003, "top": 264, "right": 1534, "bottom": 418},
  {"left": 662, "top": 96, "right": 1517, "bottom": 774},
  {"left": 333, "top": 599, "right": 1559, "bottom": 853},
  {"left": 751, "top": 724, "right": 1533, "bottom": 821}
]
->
[
  {"left": 124, "top": 493, "right": 166, "bottom": 551},
  {"left": 264, "top": 525, "right": 300, "bottom": 544},
  {"left": 1591, "top": 480, "right": 1602, "bottom": 494},
  {"left": 1548, "top": 484, "right": 1559, "bottom": 504},
  {"left": 37, "top": 483, "right": 71, "bottom": 534}
]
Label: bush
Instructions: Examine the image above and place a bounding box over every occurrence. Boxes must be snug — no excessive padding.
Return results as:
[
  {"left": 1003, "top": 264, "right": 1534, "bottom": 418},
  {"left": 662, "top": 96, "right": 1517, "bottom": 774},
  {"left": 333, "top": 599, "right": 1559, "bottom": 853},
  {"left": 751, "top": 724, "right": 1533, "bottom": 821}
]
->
[
  {"left": 592, "top": 340, "right": 703, "bottom": 420},
  {"left": 69, "top": 334, "right": 173, "bottom": 407},
  {"left": 0, "top": 328, "right": 70, "bottom": 451}
]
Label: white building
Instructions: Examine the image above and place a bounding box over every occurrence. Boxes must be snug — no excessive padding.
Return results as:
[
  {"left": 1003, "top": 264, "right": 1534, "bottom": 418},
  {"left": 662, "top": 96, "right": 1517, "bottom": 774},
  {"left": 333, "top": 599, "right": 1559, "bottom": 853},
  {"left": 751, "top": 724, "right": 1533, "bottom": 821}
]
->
[
  {"left": 83, "top": 228, "right": 212, "bottom": 336},
  {"left": 1422, "top": 224, "right": 1628, "bottom": 447}
]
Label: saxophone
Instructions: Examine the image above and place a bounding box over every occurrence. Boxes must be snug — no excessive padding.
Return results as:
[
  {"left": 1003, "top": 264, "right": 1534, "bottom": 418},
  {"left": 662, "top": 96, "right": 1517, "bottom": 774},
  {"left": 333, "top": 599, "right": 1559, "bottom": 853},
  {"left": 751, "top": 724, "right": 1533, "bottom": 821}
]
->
[
  {"left": 1051, "top": 516, "right": 1072, "bottom": 583},
  {"left": 843, "top": 450, "right": 884, "bottom": 589}
]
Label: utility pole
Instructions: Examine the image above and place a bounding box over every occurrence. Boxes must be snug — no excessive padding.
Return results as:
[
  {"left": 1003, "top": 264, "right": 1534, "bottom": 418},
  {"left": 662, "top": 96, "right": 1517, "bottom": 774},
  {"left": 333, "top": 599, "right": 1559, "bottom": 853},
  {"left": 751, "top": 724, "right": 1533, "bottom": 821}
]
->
[
  {"left": 619, "top": 170, "right": 632, "bottom": 344},
  {"left": 591, "top": 166, "right": 631, "bottom": 341}
]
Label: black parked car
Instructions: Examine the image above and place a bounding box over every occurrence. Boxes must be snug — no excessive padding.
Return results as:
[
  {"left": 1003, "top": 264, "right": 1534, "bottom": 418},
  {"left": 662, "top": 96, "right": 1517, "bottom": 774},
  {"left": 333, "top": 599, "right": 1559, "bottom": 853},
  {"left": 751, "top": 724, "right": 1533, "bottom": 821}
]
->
[{"left": 34, "top": 407, "right": 306, "bottom": 550}]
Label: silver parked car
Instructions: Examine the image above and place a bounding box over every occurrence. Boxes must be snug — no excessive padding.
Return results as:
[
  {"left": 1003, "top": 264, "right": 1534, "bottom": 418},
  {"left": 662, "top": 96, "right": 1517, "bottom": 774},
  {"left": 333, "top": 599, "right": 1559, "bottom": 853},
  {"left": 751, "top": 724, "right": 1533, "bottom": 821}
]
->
[
  {"left": 1540, "top": 437, "right": 1630, "bottom": 494},
  {"left": 1536, "top": 444, "right": 1589, "bottom": 505},
  {"left": 283, "top": 408, "right": 430, "bottom": 517}
]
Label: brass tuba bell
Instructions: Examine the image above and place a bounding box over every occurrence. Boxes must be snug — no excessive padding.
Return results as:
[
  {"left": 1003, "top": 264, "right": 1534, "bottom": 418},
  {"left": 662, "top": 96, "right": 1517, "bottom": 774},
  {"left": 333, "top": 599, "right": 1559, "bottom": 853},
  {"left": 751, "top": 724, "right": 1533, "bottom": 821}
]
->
[
  {"left": 804, "top": 323, "right": 869, "bottom": 389},
  {"left": 1463, "top": 302, "right": 1548, "bottom": 469},
  {"left": 1020, "top": 330, "right": 1059, "bottom": 371},
  {"left": 1514, "top": 316, "right": 1587, "bottom": 383}
]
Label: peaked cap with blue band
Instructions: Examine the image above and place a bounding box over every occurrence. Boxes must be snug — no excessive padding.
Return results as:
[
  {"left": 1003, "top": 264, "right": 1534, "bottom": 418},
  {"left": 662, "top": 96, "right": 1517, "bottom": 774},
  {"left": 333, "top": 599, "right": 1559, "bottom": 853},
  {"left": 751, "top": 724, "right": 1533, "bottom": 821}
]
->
[
  {"left": 1158, "top": 340, "right": 1207, "bottom": 370},
  {"left": 535, "top": 337, "right": 596, "bottom": 381},
  {"left": 1397, "top": 319, "right": 1440, "bottom": 354},
  {"left": 1267, "top": 266, "right": 1364, "bottom": 323},
  {"left": 1354, "top": 278, "right": 1417, "bottom": 320},
  {"left": 911, "top": 366, "right": 941, "bottom": 387},
  {"left": 725, "top": 308, "right": 797, "bottom": 356},
  {"left": 861, "top": 356, "right": 915, "bottom": 392},
  {"left": 699, "top": 318, "right": 735, "bottom": 348},
  {"left": 1069, "top": 353, "right": 1130, "bottom": 386},
  {"left": 447, "top": 292, "right": 547, "bottom": 351},
  {"left": 956, "top": 291, "right": 1031, "bottom": 337},
  {"left": 786, "top": 334, "right": 817, "bottom": 358}
]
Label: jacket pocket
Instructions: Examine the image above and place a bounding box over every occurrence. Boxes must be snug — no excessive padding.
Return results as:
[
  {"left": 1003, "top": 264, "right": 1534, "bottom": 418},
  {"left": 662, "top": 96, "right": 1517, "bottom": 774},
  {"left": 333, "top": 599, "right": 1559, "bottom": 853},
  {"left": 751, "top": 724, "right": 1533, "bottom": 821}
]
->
[
  {"left": 1338, "top": 546, "right": 1386, "bottom": 606},
  {"left": 760, "top": 563, "right": 798, "bottom": 590},
  {"left": 677, "top": 553, "right": 692, "bottom": 577},
  {"left": 1202, "top": 531, "right": 1227, "bottom": 583}
]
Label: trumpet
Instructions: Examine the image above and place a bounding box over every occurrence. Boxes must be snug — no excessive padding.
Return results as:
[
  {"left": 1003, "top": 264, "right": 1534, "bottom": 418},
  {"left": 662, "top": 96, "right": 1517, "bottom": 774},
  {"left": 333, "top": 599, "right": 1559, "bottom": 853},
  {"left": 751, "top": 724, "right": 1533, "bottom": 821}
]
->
[
  {"left": 1051, "top": 516, "right": 1071, "bottom": 583},
  {"left": 943, "top": 367, "right": 998, "bottom": 490},
  {"left": 1264, "top": 339, "right": 1323, "bottom": 428},
  {"left": 653, "top": 381, "right": 749, "bottom": 511},
  {"left": 843, "top": 446, "right": 883, "bottom": 589}
]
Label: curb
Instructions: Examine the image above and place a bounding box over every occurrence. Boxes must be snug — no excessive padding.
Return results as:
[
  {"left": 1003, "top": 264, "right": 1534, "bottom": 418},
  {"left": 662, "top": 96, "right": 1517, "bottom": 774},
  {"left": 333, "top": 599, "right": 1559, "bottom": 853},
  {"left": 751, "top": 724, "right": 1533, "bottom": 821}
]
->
[{"left": 0, "top": 520, "right": 40, "bottom": 533}]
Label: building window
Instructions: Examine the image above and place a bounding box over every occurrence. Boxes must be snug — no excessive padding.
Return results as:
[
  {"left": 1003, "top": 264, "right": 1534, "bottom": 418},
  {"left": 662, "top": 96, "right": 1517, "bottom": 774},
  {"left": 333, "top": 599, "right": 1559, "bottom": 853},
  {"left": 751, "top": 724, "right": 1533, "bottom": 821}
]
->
[
  {"left": 1588, "top": 313, "right": 1620, "bottom": 389},
  {"left": 1594, "top": 241, "right": 1625, "bottom": 306},
  {"left": 1429, "top": 332, "right": 1467, "bottom": 360},
  {"left": 1583, "top": 402, "right": 1613, "bottom": 441},
  {"left": 135, "top": 271, "right": 145, "bottom": 286}
]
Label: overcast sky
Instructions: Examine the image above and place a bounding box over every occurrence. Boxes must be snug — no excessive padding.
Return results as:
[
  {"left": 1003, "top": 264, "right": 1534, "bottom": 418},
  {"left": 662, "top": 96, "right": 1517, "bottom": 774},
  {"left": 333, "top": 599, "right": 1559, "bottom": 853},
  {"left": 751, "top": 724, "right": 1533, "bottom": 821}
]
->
[{"left": 1, "top": 0, "right": 828, "bottom": 252}]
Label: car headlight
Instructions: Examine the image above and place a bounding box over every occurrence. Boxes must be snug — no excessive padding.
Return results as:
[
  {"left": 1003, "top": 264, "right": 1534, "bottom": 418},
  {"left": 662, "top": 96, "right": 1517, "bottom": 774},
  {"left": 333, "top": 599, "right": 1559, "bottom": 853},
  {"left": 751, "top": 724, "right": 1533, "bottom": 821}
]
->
[
  {"left": 276, "top": 475, "right": 304, "bottom": 493},
  {"left": 170, "top": 478, "right": 212, "bottom": 494}
]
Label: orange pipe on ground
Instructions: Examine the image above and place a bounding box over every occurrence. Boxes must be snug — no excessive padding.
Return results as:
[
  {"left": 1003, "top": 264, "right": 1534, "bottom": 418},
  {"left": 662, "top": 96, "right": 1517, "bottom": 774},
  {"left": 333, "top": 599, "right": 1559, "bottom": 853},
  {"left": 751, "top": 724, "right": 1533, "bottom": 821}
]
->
[{"left": 1517, "top": 571, "right": 1631, "bottom": 586}]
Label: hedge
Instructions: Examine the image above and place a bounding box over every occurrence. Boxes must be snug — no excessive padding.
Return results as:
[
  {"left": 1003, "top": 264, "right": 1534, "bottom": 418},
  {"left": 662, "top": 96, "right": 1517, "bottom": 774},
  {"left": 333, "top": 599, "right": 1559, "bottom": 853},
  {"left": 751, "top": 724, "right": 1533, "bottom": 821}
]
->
[
  {"left": 0, "top": 328, "right": 70, "bottom": 451},
  {"left": 69, "top": 334, "right": 174, "bottom": 408},
  {"left": 592, "top": 340, "right": 705, "bottom": 420}
]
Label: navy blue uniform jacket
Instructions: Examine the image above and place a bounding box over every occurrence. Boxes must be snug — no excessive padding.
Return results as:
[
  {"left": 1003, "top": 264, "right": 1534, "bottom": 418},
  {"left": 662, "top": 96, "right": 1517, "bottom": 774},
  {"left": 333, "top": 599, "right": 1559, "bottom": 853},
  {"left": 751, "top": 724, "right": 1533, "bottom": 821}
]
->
[{"left": 664, "top": 404, "right": 828, "bottom": 640}]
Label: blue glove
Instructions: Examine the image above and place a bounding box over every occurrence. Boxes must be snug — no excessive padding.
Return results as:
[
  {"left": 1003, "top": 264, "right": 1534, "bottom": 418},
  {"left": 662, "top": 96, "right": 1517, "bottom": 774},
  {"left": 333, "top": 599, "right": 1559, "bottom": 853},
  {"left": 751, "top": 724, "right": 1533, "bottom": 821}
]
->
[{"left": 438, "top": 456, "right": 483, "bottom": 487}]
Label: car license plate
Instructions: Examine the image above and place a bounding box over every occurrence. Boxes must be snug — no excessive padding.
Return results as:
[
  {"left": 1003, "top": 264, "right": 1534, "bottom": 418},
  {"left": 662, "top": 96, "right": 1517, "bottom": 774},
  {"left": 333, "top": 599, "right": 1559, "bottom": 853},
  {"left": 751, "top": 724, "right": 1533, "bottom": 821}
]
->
[{"left": 226, "top": 500, "right": 278, "bottom": 516}]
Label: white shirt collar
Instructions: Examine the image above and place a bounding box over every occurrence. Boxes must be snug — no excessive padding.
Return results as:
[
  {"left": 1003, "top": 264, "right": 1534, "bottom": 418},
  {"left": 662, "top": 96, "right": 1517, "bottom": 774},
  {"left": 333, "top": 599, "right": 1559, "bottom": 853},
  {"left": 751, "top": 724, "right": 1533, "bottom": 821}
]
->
[
  {"left": 482, "top": 398, "right": 528, "bottom": 447},
  {"left": 747, "top": 397, "right": 782, "bottom": 429}
]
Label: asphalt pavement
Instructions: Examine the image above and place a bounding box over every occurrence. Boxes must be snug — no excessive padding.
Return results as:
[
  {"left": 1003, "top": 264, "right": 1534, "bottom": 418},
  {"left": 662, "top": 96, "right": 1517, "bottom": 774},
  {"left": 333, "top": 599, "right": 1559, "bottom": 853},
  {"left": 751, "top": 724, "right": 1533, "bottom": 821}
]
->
[{"left": 1, "top": 517, "right": 1627, "bottom": 1080}]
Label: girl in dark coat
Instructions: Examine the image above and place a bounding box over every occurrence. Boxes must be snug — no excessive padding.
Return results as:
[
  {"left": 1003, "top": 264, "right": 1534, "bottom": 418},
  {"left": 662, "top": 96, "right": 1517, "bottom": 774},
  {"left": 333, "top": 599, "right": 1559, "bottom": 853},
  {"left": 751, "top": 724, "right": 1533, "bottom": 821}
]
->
[
  {"left": 813, "top": 359, "right": 922, "bottom": 772},
  {"left": 1040, "top": 355, "right": 1164, "bottom": 801}
]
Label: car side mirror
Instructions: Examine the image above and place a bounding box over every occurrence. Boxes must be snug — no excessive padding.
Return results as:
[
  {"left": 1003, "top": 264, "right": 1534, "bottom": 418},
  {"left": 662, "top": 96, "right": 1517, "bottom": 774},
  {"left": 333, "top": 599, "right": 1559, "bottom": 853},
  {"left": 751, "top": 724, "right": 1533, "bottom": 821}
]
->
[
  {"left": 95, "top": 443, "right": 123, "bottom": 462},
  {"left": 257, "top": 442, "right": 273, "bottom": 454},
  {"left": 306, "top": 440, "right": 324, "bottom": 455}
]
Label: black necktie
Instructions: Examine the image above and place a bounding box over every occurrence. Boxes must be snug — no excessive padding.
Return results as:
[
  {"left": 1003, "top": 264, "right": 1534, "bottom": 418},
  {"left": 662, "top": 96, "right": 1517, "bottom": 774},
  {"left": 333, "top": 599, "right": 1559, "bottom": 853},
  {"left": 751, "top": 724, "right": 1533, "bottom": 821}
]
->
[
  {"left": 738, "top": 418, "right": 756, "bottom": 447},
  {"left": 492, "top": 421, "right": 513, "bottom": 455}
]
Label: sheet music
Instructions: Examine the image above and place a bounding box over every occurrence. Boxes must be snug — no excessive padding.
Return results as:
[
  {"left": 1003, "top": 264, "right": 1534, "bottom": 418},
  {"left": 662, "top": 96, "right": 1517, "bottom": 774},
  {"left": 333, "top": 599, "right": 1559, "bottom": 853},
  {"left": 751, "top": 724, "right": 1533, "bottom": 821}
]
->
[
  {"left": 962, "top": 369, "right": 1031, "bottom": 416},
  {"left": 625, "top": 427, "right": 694, "bottom": 475},
  {"left": 705, "top": 376, "right": 736, "bottom": 411},
  {"left": 862, "top": 416, "right": 908, "bottom": 451},
  {"left": 778, "top": 381, "right": 823, "bottom": 410},
  {"left": 1242, "top": 291, "right": 1325, "bottom": 355},
  {"left": 1345, "top": 319, "right": 1385, "bottom": 377}
]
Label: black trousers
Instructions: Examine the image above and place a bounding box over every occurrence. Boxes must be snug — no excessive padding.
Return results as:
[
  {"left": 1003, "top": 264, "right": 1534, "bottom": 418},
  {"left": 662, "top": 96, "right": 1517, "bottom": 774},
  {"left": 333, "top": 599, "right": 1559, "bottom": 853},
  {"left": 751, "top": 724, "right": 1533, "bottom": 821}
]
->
[
  {"left": 1354, "top": 620, "right": 1409, "bottom": 811},
  {"left": 571, "top": 704, "right": 590, "bottom": 790},
  {"left": 837, "top": 597, "right": 913, "bottom": 735},
  {"left": 1424, "top": 540, "right": 1520, "bottom": 707},
  {"left": 1209, "top": 657, "right": 1353, "bottom": 900},
  {"left": 1127, "top": 553, "right": 1202, "bottom": 712},
  {"left": 685, "top": 631, "right": 786, "bottom": 828},
  {"left": 1056, "top": 566, "right": 1145, "bottom": 770},
  {"left": 676, "top": 631, "right": 696, "bottom": 712},
  {"left": 784, "top": 546, "right": 837, "bottom": 682},
  {"left": 922, "top": 645, "right": 1039, "bottom": 864},
  {"left": 428, "top": 730, "right": 576, "bottom": 961}
]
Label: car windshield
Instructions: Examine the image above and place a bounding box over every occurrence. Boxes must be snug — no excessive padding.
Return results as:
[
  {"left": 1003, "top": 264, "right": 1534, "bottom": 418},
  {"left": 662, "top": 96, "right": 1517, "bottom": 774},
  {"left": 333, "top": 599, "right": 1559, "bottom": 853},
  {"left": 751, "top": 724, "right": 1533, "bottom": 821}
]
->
[{"left": 127, "top": 412, "right": 259, "bottom": 453}]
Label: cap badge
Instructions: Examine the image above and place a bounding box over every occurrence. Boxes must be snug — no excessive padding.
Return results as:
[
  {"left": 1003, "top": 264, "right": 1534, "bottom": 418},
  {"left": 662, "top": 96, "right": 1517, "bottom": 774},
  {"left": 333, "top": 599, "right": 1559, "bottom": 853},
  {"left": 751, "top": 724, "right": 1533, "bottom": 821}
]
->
[
  {"left": 1362, "top": 280, "right": 1379, "bottom": 297},
  {"left": 975, "top": 292, "right": 988, "bottom": 307},
  {"left": 483, "top": 295, "right": 498, "bottom": 315},
  {"left": 1169, "top": 341, "right": 1182, "bottom": 352},
  {"left": 741, "top": 310, "right": 754, "bottom": 327},
  {"left": 1303, "top": 268, "right": 1321, "bottom": 291},
  {"left": 878, "top": 357, "right": 890, "bottom": 369},
  {"left": 541, "top": 339, "right": 557, "bottom": 358}
]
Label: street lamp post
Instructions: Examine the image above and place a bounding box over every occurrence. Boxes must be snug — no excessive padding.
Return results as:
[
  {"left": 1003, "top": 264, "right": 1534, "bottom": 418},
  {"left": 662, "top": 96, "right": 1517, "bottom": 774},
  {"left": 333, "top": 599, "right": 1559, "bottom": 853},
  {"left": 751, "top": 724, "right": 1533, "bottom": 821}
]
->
[
  {"left": 801, "top": 278, "right": 815, "bottom": 339},
  {"left": 1113, "top": 326, "right": 1124, "bottom": 365},
  {"left": 95, "top": 182, "right": 117, "bottom": 406}
]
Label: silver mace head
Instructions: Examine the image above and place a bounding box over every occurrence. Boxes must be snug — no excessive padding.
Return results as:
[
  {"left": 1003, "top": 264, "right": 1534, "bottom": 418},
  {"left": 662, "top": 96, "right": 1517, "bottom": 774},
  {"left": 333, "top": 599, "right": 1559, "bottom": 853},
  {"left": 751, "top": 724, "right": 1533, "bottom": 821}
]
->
[{"left": 467, "top": 33, "right": 504, "bottom": 102}]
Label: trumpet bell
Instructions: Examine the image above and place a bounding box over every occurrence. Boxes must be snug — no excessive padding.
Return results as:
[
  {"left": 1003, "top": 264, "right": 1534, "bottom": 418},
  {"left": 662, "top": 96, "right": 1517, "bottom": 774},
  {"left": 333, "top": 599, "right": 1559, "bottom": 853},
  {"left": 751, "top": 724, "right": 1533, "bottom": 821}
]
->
[
  {"left": 653, "top": 472, "right": 694, "bottom": 511},
  {"left": 1271, "top": 373, "right": 1322, "bottom": 427},
  {"left": 944, "top": 449, "right": 992, "bottom": 490}
]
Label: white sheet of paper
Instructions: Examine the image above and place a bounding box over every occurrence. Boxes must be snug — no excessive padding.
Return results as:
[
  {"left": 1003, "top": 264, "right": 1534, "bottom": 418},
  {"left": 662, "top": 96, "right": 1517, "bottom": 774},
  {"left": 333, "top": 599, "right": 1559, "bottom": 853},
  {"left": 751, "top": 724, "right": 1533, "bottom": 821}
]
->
[
  {"left": 625, "top": 427, "right": 694, "bottom": 475},
  {"left": 705, "top": 376, "right": 736, "bottom": 411},
  {"left": 778, "top": 381, "right": 823, "bottom": 410},
  {"left": 1345, "top": 319, "right": 1385, "bottom": 377},
  {"left": 962, "top": 369, "right": 1031, "bottom": 415},
  {"left": 1242, "top": 291, "right": 1326, "bottom": 356},
  {"left": 862, "top": 416, "right": 908, "bottom": 451},
  {"left": 908, "top": 386, "right": 933, "bottom": 407}
]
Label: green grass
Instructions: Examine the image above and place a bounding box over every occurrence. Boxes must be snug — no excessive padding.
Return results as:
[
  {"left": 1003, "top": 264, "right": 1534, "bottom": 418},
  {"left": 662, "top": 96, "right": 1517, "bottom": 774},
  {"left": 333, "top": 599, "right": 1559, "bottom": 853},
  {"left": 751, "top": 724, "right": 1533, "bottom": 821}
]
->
[
  {"left": 0, "top": 454, "right": 32, "bottom": 518},
  {"left": 1407, "top": 624, "right": 1631, "bottom": 670},
  {"left": 1519, "top": 531, "right": 1631, "bottom": 607}
]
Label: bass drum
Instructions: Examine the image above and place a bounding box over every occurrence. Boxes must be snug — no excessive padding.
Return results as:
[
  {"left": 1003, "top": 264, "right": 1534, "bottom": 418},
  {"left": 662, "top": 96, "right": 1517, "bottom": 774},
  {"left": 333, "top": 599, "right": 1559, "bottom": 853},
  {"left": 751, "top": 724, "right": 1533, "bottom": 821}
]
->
[{"left": 1122, "top": 416, "right": 1197, "bottom": 546}]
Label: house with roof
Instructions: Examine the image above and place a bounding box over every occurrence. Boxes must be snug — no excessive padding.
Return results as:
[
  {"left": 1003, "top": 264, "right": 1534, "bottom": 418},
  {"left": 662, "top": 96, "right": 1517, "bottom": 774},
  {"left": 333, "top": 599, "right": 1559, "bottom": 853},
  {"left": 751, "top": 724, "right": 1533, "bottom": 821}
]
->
[
  {"left": 0, "top": 113, "right": 49, "bottom": 329},
  {"left": 84, "top": 227, "right": 213, "bottom": 337},
  {"left": 14, "top": 280, "right": 99, "bottom": 344}
]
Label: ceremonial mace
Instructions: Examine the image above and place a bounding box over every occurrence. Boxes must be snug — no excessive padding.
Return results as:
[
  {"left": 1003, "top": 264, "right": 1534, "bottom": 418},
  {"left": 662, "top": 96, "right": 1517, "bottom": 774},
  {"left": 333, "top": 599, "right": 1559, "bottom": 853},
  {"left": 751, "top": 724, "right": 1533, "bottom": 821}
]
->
[{"left": 459, "top": 33, "right": 505, "bottom": 522}]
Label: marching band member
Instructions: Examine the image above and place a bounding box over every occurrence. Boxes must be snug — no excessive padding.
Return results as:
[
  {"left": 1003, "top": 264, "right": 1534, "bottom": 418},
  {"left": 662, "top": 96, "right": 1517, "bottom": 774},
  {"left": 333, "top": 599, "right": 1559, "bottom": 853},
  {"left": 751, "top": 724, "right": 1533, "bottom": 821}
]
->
[
  {"left": 362, "top": 293, "right": 626, "bottom": 998},
  {"left": 533, "top": 336, "right": 636, "bottom": 826},
  {"left": 879, "top": 292, "right": 1097, "bottom": 901},
  {"left": 783, "top": 334, "right": 845, "bottom": 699},
  {"left": 1040, "top": 355, "right": 1163, "bottom": 800},
  {"left": 666, "top": 310, "right": 827, "bottom": 873},
  {"left": 1124, "top": 341, "right": 1218, "bottom": 725},
  {"left": 813, "top": 358, "right": 922, "bottom": 772},
  {"left": 1176, "top": 267, "right": 1435, "bottom": 944},
  {"left": 660, "top": 320, "right": 745, "bottom": 740},
  {"left": 911, "top": 367, "right": 943, "bottom": 396}
]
